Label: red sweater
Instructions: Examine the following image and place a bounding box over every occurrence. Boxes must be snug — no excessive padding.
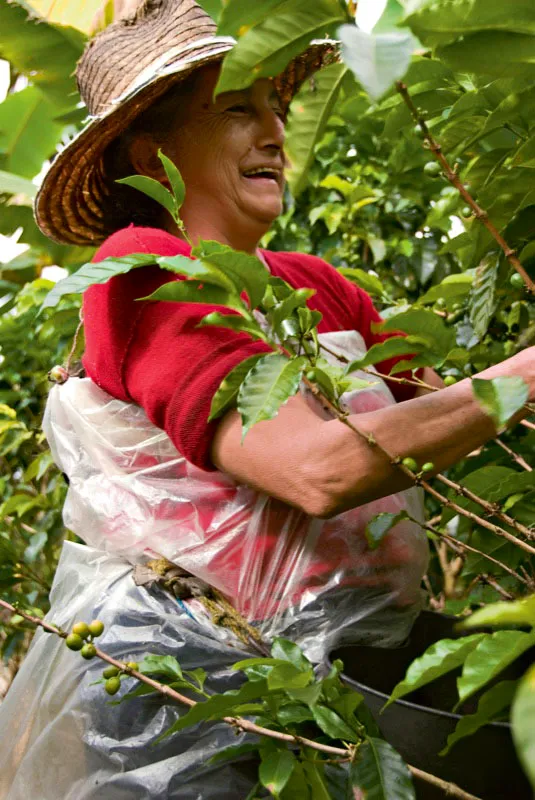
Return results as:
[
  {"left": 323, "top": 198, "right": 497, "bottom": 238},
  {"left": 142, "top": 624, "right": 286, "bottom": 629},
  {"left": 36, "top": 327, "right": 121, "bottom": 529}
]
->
[{"left": 83, "top": 226, "right": 417, "bottom": 469}]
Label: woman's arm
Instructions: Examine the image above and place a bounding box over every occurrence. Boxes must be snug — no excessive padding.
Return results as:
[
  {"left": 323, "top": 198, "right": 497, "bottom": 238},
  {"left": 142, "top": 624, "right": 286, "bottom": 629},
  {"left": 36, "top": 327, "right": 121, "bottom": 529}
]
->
[{"left": 212, "top": 347, "right": 535, "bottom": 518}]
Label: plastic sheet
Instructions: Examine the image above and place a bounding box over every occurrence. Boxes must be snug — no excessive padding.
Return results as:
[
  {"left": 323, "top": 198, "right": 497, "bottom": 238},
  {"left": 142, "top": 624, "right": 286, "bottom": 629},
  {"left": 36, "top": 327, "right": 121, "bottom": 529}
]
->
[{"left": 0, "top": 329, "right": 429, "bottom": 797}]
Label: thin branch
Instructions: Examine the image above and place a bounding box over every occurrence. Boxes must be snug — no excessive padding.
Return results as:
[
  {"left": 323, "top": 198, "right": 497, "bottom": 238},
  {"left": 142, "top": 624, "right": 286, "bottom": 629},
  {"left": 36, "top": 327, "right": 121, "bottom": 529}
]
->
[
  {"left": 480, "top": 574, "right": 514, "bottom": 601},
  {"left": 493, "top": 437, "right": 532, "bottom": 472},
  {"left": 417, "top": 520, "right": 528, "bottom": 585},
  {"left": 395, "top": 81, "right": 535, "bottom": 294},
  {"left": 521, "top": 420, "right": 535, "bottom": 432},
  {"left": 0, "top": 598, "right": 482, "bottom": 800}
]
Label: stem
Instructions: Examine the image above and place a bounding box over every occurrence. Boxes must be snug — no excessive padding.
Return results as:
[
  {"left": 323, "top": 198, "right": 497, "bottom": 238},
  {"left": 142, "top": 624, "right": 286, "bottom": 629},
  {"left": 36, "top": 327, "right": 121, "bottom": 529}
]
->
[
  {"left": 0, "top": 598, "right": 482, "bottom": 800},
  {"left": 493, "top": 437, "right": 532, "bottom": 472},
  {"left": 302, "top": 377, "right": 535, "bottom": 555},
  {"left": 395, "top": 81, "right": 535, "bottom": 294}
]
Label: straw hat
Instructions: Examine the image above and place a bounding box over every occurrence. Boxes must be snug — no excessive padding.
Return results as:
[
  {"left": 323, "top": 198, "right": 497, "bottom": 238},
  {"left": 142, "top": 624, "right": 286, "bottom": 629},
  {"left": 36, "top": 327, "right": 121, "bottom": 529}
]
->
[{"left": 35, "top": 0, "right": 338, "bottom": 246}]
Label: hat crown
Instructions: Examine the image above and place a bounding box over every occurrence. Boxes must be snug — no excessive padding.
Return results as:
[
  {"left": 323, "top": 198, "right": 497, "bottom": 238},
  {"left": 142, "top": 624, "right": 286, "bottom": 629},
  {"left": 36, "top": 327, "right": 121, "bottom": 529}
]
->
[{"left": 77, "top": 0, "right": 217, "bottom": 117}]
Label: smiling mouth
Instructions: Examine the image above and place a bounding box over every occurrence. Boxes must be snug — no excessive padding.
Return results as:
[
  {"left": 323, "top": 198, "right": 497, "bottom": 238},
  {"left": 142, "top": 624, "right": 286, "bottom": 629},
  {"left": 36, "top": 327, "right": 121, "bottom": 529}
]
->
[{"left": 242, "top": 167, "right": 282, "bottom": 186}]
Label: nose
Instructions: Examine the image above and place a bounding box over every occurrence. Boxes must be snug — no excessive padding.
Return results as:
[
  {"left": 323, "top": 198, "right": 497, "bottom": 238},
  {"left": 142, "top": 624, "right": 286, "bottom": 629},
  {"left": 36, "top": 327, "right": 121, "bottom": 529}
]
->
[{"left": 256, "top": 104, "right": 285, "bottom": 153}]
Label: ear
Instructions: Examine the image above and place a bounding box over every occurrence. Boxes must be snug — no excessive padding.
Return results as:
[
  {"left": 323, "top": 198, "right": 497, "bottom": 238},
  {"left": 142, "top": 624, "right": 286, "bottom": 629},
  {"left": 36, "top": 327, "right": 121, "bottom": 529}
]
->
[{"left": 128, "top": 134, "right": 170, "bottom": 186}]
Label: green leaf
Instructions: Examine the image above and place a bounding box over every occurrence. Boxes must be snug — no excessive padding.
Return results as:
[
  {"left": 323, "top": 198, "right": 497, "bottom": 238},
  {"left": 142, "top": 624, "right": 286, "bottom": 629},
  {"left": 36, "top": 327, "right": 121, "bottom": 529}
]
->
[
  {"left": 469, "top": 256, "right": 499, "bottom": 340},
  {"left": 311, "top": 704, "right": 360, "bottom": 743},
  {"left": 208, "top": 354, "right": 266, "bottom": 422},
  {"left": 0, "top": 1, "right": 85, "bottom": 104},
  {"left": 442, "top": 680, "right": 517, "bottom": 755},
  {"left": 209, "top": 742, "right": 259, "bottom": 766},
  {"left": 157, "top": 254, "right": 238, "bottom": 292},
  {"left": 512, "top": 664, "right": 535, "bottom": 791},
  {"left": 301, "top": 760, "right": 331, "bottom": 800},
  {"left": 386, "top": 635, "right": 486, "bottom": 707},
  {"left": 271, "top": 638, "right": 312, "bottom": 671},
  {"left": 198, "top": 312, "right": 268, "bottom": 341},
  {"left": 285, "top": 63, "right": 349, "bottom": 196},
  {"left": 471, "top": 376, "right": 529, "bottom": 431},
  {"left": 276, "top": 703, "right": 315, "bottom": 726},
  {"left": 259, "top": 749, "right": 296, "bottom": 797},
  {"left": 0, "top": 170, "right": 37, "bottom": 199},
  {"left": 159, "top": 679, "right": 270, "bottom": 738},
  {"left": 380, "top": 308, "right": 454, "bottom": 360},
  {"left": 345, "top": 336, "right": 426, "bottom": 373},
  {"left": 0, "top": 87, "right": 65, "bottom": 179},
  {"left": 457, "top": 630, "right": 535, "bottom": 706},
  {"left": 418, "top": 272, "right": 474, "bottom": 304},
  {"left": 25, "top": 0, "right": 103, "bottom": 33},
  {"left": 217, "top": 0, "right": 290, "bottom": 37},
  {"left": 268, "top": 663, "right": 314, "bottom": 691},
  {"left": 436, "top": 32, "right": 535, "bottom": 77},
  {"left": 157, "top": 150, "right": 186, "bottom": 210},
  {"left": 366, "top": 511, "right": 409, "bottom": 551},
  {"left": 351, "top": 738, "right": 415, "bottom": 800},
  {"left": 116, "top": 175, "right": 177, "bottom": 220},
  {"left": 216, "top": 0, "right": 346, "bottom": 96},
  {"left": 143, "top": 280, "right": 246, "bottom": 313},
  {"left": 338, "top": 26, "right": 414, "bottom": 102},
  {"left": 402, "top": 0, "right": 535, "bottom": 48},
  {"left": 459, "top": 597, "right": 535, "bottom": 630},
  {"left": 139, "top": 654, "right": 183, "bottom": 681},
  {"left": 41, "top": 254, "right": 156, "bottom": 309},
  {"left": 237, "top": 354, "right": 306, "bottom": 439},
  {"left": 193, "top": 240, "right": 269, "bottom": 310},
  {"left": 338, "top": 268, "right": 385, "bottom": 297},
  {"left": 271, "top": 288, "right": 316, "bottom": 337}
]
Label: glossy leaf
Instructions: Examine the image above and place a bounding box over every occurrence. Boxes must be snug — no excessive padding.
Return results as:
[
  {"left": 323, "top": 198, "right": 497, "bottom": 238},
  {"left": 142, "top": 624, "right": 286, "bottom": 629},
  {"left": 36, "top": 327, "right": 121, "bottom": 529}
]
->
[
  {"left": 386, "top": 635, "right": 486, "bottom": 707},
  {"left": 471, "top": 376, "right": 529, "bottom": 431},
  {"left": 442, "top": 680, "right": 517, "bottom": 755},
  {"left": 0, "top": 87, "right": 65, "bottom": 178},
  {"left": 116, "top": 175, "right": 178, "bottom": 221},
  {"left": 338, "top": 268, "right": 385, "bottom": 297},
  {"left": 0, "top": 170, "right": 37, "bottom": 199},
  {"left": 159, "top": 679, "right": 270, "bottom": 738},
  {"left": 139, "top": 654, "right": 183, "bottom": 681},
  {"left": 339, "top": 26, "right": 414, "bottom": 102},
  {"left": 459, "top": 597, "right": 535, "bottom": 630},
  {"left": 351, "top": 738, "right": 415, "bottom": 800},
  {"left": 286, "top": 62, "right": 349, "bottom": 196},
  {"left": 511, "top": 664, "right": 535, "bottom": 791},
  {"left": 271, "top": 637, "right": 312, "bottom": 671},
  {"left": 271, "top": 288, "right": 316, "bottom": 337},
  {"left": 457, "top": 630, "right": 535, "bottom": 705},
  {"left": 157, "top": 255, "right": 237, "bottom": 292},
  {"left": 208, "top": 354, "right": 266, "bottom": 422},
  {"left": 158, "top": 150, "right": 186, "bottom": 211},
  {"left": 418, "top": 272, "right": 474, "bottom": 304},
  {"left": 345, "top": 336, "right": 426, "bottom": 373},
  {"left": 237, "top": 354, "right": 306, "bottom": 439},
  {"left": 216, "top": 0, "right": 346, "bottom": 96},
  {"left": 469, "top": 255, "right": 498, "bottom": 340},
  {"left": 41, "top": 254, "right": 157, "bottom": 309},
  {"left": 302, "top": 760, "right": 331, "bottom": 800},
  {"left": 197, "top": 312, "right": 268, "bottom": 341},
  {"left": 25, "top": 0, "right": 103, "bottom": 33},
  {"left": 0, "top": 0, "right": 85, "bottom": 104},
  {"left": 217, "top": 0, "right": 291, "bottom": 37},
  {"left": 380, "top": 308, "right": 454, "bottom": 359},
  {"left": 268, "top": 663, "right": 313, "bottom": 691},
  {"left": 311, "top": 704, "right": 360, "bottom": 743},
  {"left": 143, "top": 281, "right": 246, "bottom": 312},
  {"left": 259, "top": 748, "right": 296, "bottom": 796},
  {"left": 436, "top": 32, "right": 535, "bottom": 77},
  {"left": 366, "top": 511, "right": 409, "bottom": 551},
  {"left": 193, "top": 240, "right": 269, "bottom": 310}
]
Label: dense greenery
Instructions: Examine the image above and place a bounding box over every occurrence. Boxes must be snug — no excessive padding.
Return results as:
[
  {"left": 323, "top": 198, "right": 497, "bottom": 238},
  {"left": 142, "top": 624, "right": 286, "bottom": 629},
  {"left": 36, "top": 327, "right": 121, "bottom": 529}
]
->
[{"left": 1, "top": 0, "right": 535, "bottom": 796}]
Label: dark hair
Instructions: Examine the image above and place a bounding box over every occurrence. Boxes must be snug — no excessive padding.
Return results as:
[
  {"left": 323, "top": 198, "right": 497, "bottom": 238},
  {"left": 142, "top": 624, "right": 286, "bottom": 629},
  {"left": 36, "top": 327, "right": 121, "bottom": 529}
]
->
[{"left": 100, "top": 70, "right": 200, "bottom": 231}]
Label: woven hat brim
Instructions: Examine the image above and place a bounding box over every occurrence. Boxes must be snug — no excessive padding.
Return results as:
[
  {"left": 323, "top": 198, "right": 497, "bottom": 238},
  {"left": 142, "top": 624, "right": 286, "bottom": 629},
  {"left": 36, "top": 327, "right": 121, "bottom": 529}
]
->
[{"left": 35, "top": 39, "right": 339, "bottom": 246}]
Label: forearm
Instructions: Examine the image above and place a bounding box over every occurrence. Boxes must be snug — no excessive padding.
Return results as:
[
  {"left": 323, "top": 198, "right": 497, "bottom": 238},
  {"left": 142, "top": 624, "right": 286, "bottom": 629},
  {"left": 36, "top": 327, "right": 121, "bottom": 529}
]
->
[{"left": 309, "top": 352, "right": 535, "bottom": 517}]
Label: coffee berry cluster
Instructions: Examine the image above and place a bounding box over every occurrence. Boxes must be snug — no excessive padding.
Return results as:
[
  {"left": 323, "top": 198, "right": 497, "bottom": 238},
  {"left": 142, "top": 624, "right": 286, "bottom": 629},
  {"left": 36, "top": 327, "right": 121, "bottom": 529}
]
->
[{"left": 64, "top": 619, "right": 139, "bottom": 695}]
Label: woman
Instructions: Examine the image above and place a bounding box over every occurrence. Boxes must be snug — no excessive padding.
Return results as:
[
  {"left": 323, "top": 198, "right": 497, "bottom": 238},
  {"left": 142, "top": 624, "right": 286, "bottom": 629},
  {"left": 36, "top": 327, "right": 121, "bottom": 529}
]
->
[{"left": 1, "top": 1, "right": 534, "bottom": 797}]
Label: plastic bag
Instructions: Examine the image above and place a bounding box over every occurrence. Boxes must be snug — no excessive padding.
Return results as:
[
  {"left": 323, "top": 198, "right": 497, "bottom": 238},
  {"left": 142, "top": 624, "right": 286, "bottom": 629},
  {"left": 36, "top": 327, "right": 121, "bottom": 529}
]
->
[
  {"left": 43, "top": 329, "right": 428, "bottom": 658},
  {"left": 0, "top": 329, "right": 429, "bottom": 798}
]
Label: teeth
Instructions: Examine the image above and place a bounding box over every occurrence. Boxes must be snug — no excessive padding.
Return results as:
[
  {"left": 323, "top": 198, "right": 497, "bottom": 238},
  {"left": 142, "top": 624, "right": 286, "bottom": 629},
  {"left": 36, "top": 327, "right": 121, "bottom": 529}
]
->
[{"left": 244, "top": 168, "right": 278, "bottom": 178}]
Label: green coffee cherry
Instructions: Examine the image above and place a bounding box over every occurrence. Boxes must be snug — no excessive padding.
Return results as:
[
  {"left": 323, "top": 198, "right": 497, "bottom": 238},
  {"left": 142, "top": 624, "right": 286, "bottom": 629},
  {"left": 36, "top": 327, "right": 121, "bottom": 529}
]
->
[
  {"left": 435, "top": 297, "right": 447, "bottom": 309},
  {"left": 103, "top": 665, "right": 120, "bottom": 679},
  {"left": 424, "top": 161, "right": 441, "bottom": 177},
  {"left": 81, "top": 643, "right": 97, "bottom": 660},
  {"left": 305, "top": 370, "right": 316, "bottom": 382},
  {"left": 510, "top": 273, "right": 524, "bottom": 289},
  {"left": 105, "top": 676, "right": 121, "bottom": 696},
  {"left": 413, "top": 124, "right": 425, "bottom": 139},
  {"left": 72, "top": 621, "right": 90, "bottom": 640},
  {"left": 401, "top": 457, "right": 418, "bottom": 472},
  {"left": 443, "top": 375, "right": 457, "bottom": 387},
  {"left": 65, "top": 633, "right": 84, "bottom": 651},
  {"left": 125, "top": 661, "right": 139, "bottom": 671},
  {"left": 421, "top": 462, "right": 435, "bottom": 473},
  {"left": 88, "top": 620, "right": 105, "bottom": 638},
  {"left": 461, "top": 206, "right": 472, "bottom": 217}
]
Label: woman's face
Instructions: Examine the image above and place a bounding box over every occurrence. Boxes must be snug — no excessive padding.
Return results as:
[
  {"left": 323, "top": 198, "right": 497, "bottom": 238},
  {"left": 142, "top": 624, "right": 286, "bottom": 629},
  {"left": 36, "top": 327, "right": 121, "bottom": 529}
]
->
[{"left": 160, "top": 65, "right": 286, "bottom": 251}]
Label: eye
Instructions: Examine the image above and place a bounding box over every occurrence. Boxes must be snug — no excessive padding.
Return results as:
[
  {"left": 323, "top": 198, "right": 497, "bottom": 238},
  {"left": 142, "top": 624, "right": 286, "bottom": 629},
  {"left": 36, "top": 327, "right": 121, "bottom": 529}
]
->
[{"left": 227, "top": 104, "right": 248, "bottom": 114}]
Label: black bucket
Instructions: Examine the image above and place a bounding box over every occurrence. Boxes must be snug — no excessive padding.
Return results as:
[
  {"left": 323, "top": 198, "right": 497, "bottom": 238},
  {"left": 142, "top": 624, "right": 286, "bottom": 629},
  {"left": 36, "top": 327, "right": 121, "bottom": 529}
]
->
[{"left": 330, "top": 611, "right": 533, "bottom": 800}]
